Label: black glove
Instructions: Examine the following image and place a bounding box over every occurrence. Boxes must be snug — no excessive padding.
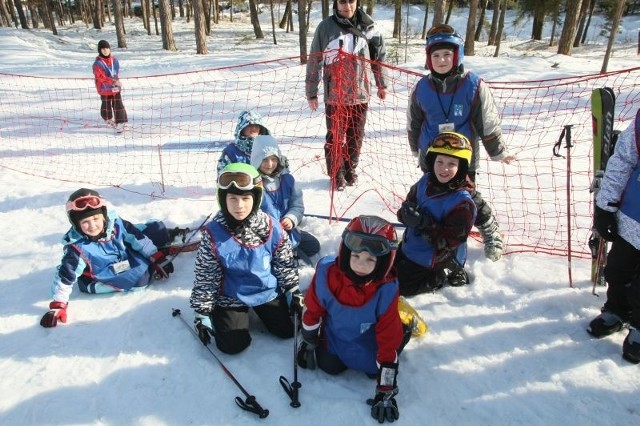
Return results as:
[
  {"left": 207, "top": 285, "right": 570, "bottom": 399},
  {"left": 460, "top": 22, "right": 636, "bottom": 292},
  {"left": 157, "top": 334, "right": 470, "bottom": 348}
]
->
[
  {"left": 297, "top": 327, "right": 318, "bottom": 370},
  {"left": 286, "top": 288, "right": 305, "bottom": 317},
  {"left": 194, "top": 312, "right": 214, "bottom": 346},
  {"left": 399, "top": 201, "right": 431, "bottom": 231},
  {"left": 367, "top": 362, "right": 399, "bottom": 423},
  {"left": 594, "top": 206, "right": 618, "bottom": 242}
]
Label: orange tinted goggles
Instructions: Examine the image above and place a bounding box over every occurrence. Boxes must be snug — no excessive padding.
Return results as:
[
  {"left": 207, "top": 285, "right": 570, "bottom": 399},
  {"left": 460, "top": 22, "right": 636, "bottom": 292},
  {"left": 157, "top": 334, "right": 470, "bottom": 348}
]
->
[
  {"left": 431, "top": 133, "right": 471, "bottom": 150},
  {"left": 426, "top": 24, "right": 457, "bottom": 39}
]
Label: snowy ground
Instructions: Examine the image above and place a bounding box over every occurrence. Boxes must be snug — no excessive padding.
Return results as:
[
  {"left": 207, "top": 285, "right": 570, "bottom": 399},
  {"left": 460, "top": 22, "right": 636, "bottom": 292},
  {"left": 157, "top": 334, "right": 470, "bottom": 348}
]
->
[{"left": 1, "top": 6, "right": 640, "bottom": 426}]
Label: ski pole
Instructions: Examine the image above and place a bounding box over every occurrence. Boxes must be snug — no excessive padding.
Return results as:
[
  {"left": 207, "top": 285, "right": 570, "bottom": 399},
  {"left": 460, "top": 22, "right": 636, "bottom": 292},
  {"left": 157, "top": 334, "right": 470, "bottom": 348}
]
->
[
  {"left": 171, "top": 308, "right": 269, "bottom": 419},
  {"left": 304, "top": 213, "right": 405, "bottom": 228},
  {"left": 553, "top": 125, "right": 574, "bottom": 288},
  {"left": 279, "top": 310, "right": 302, "bottom": 408}
]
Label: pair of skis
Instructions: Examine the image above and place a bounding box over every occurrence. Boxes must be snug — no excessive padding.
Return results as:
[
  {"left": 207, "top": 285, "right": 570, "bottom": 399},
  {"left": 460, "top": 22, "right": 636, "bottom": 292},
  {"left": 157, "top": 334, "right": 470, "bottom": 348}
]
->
[{"left": 589, "top": 88, "right": 619, "bottom": 295}]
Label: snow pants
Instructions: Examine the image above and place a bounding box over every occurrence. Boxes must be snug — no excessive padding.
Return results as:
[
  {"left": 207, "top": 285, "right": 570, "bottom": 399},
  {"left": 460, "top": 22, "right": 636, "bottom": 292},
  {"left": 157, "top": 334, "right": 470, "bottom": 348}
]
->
[{"left": 603, "top": 236, "right": 640, "bottom": 327}]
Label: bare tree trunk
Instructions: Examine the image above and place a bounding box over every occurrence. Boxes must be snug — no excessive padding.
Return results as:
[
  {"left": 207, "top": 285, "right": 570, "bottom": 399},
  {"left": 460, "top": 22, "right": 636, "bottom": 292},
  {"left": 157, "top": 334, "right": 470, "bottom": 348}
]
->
[
  {"left": 249, "top": 0, "right": 263, "bottom": 38},
  {"left": 55, "top": 0, "right": 65, "bottom": 26},
  {"left": 112, "top": 0, "right": 128, "bottom": 48},
  {"left": 488, "top": 0, "right": 499, "bottom": 45},
  {"left": 192, "top": 0, "right": 208, "bottom": 54},
  {"left": 601, "top": 0, "right": 625, "bottom": 73},
  {"left": 464, "top": 0, "right": 478, "bottom": 56},
  {"left": 13, "top": 0, "right": 29, "bottom": 28},
  {"left": 152, "top": 0, "right": 159, "bottom": 35},
  {"left": 531, "top": 3, "right": 545, "bottom": 40},
  {"left": 142, "top": 0, "right": 150, "bottom": 32},
  {"left": 92, "top": 0, "right": 102, "bottom": 29},
  {"left": 392, "top": 0, "right": 401, "bottom": 39},
  {"left": 30, "top": 4, "right": 39, "bottom": 28},
  {"left": 104, "top": 0, "right": 112, "bottom": 22},
  {"left": 80, "top": 0, "right": 92, "bottom": 25},
  {"left": 322, "top": 0, "right": 329, "bottom": 19},
  {"left": 445, "top": 0, "right": 453, "bottom": 24},
  {"left": 574, "top": 0, "right": 589, "bottom": 47},
  {"left": 65, "top": 0, "right": 75, "bottom": 23},
  {"left": 432, "top": 0, "right": 445, "bottom": 26},
  {"left": 159, "top": 0, "right": 177, "bottom": 50},
  {"left": 279, "top": 0, "right": 289, "bottom": 29},
  {"left": 421, "top": 0, "right": 429, "bottom": 40},
  {"left": 474, "top": 0, "right": 486, "bottom": 41},
  {"left": 45, "top": 0, "right": 58, "bottom": 34},
  {"left": 0, "top": 0, "right": 12, "bottom": 27},
  {"left": 203, "top": 0, "right": 211, "bottom": 35},
  {"left": 557, "top": 0, "right": 583, "bottom": 55},
  {"left": 493, "top": 0, "right": 506, "bottom": 57},
  {"left": 581, "top": 0, "right": 596, "bottom": 45},
  {"left": 298, "top": 0, "right": 308, "bottom": 62},
  {"left": 549, "top": 1, "right": 560, "bottom": 47},
  {"left": 269, "top": 0, "right": 277, "bottom": 44}
]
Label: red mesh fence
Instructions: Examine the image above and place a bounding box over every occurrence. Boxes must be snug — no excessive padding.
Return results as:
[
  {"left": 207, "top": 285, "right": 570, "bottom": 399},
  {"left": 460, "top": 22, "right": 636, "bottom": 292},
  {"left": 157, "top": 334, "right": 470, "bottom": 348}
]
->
[{"left": 0, "top": 54, "right": 638, "bottom": 259}]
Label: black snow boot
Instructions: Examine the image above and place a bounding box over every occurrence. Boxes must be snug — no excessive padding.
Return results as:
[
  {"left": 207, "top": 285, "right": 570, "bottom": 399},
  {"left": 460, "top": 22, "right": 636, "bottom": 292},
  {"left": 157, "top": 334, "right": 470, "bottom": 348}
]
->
[
  {"left": 587, "top": 310, "right": 625, "bottom": 338},
  {"left": 622, "top": 328, "right": 640, "bottom": 364}
]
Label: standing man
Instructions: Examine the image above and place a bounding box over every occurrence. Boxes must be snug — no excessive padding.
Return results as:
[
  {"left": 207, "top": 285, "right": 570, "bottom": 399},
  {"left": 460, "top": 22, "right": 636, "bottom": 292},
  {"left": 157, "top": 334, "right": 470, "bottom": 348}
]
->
[
  {"left": 306, "top": 0, "right": 388, "bottom": 191},
  {"left": 407, "top": 25, "right": 516, "bottom": 262}
]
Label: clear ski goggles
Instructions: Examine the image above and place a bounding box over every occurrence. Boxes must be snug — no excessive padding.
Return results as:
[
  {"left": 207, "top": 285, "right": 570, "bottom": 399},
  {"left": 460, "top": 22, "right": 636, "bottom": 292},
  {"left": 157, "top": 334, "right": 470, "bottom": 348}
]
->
[
  {"left": 342, "top": 231, "right": 398, "bottom": 257},
  {"left": 218, "top": 171, "right": 261, "bottom": 190},
  {"left": 65, "top": 195, "right": 106, "bottom": 212},
  {"left": 431, "top": 133, "right": 472, "bottom": 150},
  {"left": 426, "top": 24, "right": 457, "bottom": 40}
]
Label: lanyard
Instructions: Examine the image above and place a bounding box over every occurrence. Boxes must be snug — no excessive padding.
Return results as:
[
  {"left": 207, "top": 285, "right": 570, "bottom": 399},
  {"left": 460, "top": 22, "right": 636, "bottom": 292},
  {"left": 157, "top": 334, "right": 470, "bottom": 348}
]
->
[{"left": 435, "top": 90, "right": 453, "bottom": 122}]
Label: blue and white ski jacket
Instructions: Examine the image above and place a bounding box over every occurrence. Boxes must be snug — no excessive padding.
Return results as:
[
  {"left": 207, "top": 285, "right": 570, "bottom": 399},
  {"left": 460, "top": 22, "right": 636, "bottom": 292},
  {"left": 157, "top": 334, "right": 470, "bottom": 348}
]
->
[
  {"left": 190, "top": 210, "right": 299, "bottom": 312},
  {"left": 50, "top": 210, "right": 159, "bottom": 304},
  {"left": 597, "top": 108, "right": 640, "bottom": 250}
]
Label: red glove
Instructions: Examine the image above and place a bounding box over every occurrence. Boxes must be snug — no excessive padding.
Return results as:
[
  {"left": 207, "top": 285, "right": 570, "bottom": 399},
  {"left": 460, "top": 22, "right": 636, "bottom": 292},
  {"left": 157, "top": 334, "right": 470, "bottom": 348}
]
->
[
  {"left": 40, "top": 301, "right": 68, "bottom": 328},
  {"left": 150, "top": 251, "right": 174, "bottom": 279}
]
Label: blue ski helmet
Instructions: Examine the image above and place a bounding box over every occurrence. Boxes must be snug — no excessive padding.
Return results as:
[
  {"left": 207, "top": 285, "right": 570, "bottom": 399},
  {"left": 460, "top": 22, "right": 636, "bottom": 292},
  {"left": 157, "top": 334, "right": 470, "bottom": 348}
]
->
[{"left": 425, "top": 25, "right": 465, "bottom": 72}]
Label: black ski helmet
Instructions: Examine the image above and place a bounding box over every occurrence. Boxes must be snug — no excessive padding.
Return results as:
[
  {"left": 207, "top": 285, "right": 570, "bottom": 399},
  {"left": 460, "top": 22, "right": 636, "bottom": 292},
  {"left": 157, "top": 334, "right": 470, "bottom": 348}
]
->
[{"left": 66, "top": 188, "right": 108, "bottom": 230}]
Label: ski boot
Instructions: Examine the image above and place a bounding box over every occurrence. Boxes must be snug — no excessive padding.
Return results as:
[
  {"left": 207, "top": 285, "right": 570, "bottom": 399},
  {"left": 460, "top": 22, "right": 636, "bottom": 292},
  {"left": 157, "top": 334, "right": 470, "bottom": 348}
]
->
[{"left": 477, "top": 216, "right": 504, "bottom": 261}]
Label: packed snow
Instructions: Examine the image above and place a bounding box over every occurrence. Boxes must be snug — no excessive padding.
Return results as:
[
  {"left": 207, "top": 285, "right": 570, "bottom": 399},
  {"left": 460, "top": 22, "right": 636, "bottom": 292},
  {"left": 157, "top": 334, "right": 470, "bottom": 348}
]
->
[{"left": 1, "top": 6, "right": 639, "bottom": 426}]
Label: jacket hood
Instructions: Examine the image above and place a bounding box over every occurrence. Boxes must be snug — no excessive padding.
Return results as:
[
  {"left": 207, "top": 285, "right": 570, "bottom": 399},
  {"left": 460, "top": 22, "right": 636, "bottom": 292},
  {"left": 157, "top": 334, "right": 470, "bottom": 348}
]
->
[
  {"left": 232, "top": 111, "right": 270, "bottom": 156},
  {"left": 250, "top": 135, "right": 284, "bottom": 173}
]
